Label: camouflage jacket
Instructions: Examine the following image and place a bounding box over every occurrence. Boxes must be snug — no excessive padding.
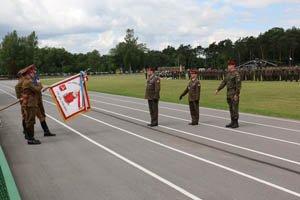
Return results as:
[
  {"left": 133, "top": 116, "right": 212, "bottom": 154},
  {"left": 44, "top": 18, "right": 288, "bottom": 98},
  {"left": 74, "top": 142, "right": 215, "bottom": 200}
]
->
[{"left": 217, "top": 70, "right": 241, "bottom": 97}]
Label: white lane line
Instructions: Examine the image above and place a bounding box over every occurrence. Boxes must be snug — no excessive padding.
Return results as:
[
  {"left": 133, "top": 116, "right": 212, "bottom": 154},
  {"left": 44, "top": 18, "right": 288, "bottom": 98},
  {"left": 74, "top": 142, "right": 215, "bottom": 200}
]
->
[
  {"left": 3, "top": 82, "right": 300, "bottom": 125},
  {"left": 89, "top": 91, "right": 300, "bottom": 125},
  {"left": 2, "top": 88, "right": 300, "bottom": 198},
  {"left": 3, "top": 85, "right": 300, "bottom": 156},
  {"left": 0, "top": 88, "right": 202, "bottom": 200},
  {"left": 3, "top": 83, "right": 300, "bottom": 126},
  {"left": 79, "top": 115, "right": 300, "bottom": 198},
  {"left": 88, "top": 105, "right": 300, "bottom": 167},
  {"left": 88, "top": 94, "right": 300, "bottom": 133},
  {"left": 90, "top": 99, "right": 300, "bottom": 148},
  {"left": 41, "top": 91, "right": 300, "bottom": 167},
  {"left": 46, "top": 115, "right": 202, "bottom": 200}
]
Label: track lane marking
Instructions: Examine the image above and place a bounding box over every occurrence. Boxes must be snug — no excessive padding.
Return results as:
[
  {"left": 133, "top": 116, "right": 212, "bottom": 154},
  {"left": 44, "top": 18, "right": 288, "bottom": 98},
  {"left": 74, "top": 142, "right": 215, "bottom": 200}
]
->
[
  {"left": 88, "top": 93, "right": 300, "bottom": 133},
  {"left": 0, "top": 88, "right": 202, "bottom": 200},
  {"left": 88, "top": 91, "right": 300, "bottom": 124},
  {"left": 89, "top": 99, "right": 300, "bottom": 148},
  {"left": 1, "top": 87, "right": 300, "bottom": 198}
]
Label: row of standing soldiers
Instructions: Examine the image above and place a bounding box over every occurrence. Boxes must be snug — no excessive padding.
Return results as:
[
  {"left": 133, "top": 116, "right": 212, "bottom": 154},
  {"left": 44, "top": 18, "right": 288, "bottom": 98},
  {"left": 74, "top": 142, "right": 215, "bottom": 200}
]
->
[
  {"left": 198, "top": 66, "right": 300, "bottom": 82},
  {"left": 155, "top": 71, "right": 187, "bottom": 80},
  {"left": 15, "top": 65, "right": 55, "bottom": 145},
  {"left": 145, "top": 63, "right": 241, "bottom": 129}
]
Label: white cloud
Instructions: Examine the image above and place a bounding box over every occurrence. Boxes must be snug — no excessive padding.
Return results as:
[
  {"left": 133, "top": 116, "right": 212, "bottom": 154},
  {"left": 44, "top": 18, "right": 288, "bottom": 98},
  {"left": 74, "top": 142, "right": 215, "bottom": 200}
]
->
[
  {"left": 284, "top": 6, "right": 300, "bottom": 14},
  {"left": 223, "top": 0, "right": 299, "bottom": 8},
  {"left": 278, "top": 19, "right": 300, "bottom": 27},
  {"left": 0, "top": 0, "right": 299, "bottom": 54},
  {"left": 193, "top": 29, "right": 260, "bottom": 47}
]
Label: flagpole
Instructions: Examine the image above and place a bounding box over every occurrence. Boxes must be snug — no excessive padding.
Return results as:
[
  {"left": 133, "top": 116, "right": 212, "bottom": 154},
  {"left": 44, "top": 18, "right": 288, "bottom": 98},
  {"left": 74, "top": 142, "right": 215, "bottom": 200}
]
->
[{"left": 0, "top": 99, "right": 22, "bottom": 112}]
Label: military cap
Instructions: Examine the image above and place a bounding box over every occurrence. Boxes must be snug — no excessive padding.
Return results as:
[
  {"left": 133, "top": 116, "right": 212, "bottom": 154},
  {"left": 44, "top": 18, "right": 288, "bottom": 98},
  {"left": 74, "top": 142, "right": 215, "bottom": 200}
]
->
[
  {"left": 190, "top": 70, "right": 198, "bottom": 74},
  {"left": 228, "top": 61, "right": 235, "bottom": 66},
  {"left": 17, "top": 68, "right": 25, "bottom": 75},
  {"left": 148, "top": 67, "right": 155, "bottom": 72},
  {"left": 22, "top": 65, "right": 36, "bottom": 75}
]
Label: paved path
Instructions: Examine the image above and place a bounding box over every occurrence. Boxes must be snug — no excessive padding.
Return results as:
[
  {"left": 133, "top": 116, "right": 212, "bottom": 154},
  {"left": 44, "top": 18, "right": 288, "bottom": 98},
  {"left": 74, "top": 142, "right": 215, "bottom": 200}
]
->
[{"left": 0, "top": 80, "right": 300, "bottom": 200}]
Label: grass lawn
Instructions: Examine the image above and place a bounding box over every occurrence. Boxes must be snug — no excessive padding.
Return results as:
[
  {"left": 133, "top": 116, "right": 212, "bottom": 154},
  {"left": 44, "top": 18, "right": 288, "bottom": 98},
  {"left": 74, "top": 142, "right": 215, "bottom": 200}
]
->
[{"left": 42, "top": 74, "right": 300, "bottom": 120}]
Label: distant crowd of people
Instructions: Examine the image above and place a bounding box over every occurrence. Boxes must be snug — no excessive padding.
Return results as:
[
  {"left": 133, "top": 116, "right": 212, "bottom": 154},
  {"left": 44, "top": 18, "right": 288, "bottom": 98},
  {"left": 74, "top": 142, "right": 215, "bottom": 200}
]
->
[
  {"left": 199, "top": 67, "right": 300, "bottom": 82},
  {"left": 147, "top": 71, "right": 187, "bottom": 80},
  {"left": 154, "top": 66, "right": 300, "bottom": 82}
]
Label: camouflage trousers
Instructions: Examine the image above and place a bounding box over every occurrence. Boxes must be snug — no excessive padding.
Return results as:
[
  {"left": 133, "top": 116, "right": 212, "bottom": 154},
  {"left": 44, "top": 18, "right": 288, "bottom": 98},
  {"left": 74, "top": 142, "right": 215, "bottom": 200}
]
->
[{"left": 227, "top": 97, "right": 239, "bottom": 120}]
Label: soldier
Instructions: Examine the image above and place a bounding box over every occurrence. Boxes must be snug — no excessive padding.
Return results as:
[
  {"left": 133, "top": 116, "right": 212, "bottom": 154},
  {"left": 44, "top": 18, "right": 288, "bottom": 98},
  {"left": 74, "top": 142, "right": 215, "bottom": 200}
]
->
[
  {"left": 32, "top": 67, "right": 56, "bottom": 137},
  {"left": 15, "top": 68, "right": 27, "bottom": 138},
  {"left": 215, "top": 61, "right": 241, "bottom": 128},
  {"left": 22, "top": 66, "right": 43, "bottom": 144},
  {"left": 145, "top": 67, "right": 160, "bottom": 127},
  {"left": 289, "top": 67, "right": 294, "bottom": 82},
  {"left": 179, "top": 70, "right": 201, "bottom": 125},
  {"left": 294, "top": 66, "right": 299, "bottom": 82}
]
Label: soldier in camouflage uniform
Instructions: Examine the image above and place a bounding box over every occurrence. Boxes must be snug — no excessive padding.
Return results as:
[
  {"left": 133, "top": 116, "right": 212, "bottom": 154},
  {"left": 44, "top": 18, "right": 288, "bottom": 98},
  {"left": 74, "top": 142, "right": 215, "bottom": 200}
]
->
[
  {"left": 215, "top": 61, "right": 242, "bottom": 128},
  {"left": 179, "top": 70, "right": 201, "bottom": 125},
  {"left": 145, "top": 67, "right": 160, "bottom": 127}
]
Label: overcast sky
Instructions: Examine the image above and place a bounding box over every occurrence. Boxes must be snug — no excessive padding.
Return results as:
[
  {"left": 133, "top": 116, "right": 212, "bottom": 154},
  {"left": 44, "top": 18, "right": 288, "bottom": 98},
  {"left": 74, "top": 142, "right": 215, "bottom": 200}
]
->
[{"left": 0, "top": 0, "right": 299, "bottom": 54}]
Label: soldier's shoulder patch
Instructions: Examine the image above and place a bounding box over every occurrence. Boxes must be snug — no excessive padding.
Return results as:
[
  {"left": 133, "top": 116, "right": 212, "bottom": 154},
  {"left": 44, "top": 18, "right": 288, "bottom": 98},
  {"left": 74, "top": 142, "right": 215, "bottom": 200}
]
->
[
  {"left": 198, "top": 83, "right": 200, "bottom": 86},
  {"left": 157, "top": 79, "right": 160, "bottom": 83}
]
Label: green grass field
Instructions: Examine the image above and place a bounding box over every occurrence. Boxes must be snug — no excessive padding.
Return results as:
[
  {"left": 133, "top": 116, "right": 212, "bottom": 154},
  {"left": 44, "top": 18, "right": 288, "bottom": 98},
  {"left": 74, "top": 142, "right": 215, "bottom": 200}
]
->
[{"left": 42, "top": 74, "right": 300, "bottom": 120}]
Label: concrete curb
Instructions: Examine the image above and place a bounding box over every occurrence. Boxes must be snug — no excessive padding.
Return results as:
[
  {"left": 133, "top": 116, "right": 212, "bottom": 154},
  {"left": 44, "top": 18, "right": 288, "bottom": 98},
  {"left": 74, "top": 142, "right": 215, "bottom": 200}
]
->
[{"left": 0, "top": 146, "right": 21, "bottom": 200}]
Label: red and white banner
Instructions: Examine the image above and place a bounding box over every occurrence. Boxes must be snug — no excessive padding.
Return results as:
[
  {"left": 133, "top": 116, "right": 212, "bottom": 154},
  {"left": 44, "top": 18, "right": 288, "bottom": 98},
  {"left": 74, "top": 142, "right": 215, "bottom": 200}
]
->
[{"left": 49, "top": 74, "right": 91, "bottom": 121}]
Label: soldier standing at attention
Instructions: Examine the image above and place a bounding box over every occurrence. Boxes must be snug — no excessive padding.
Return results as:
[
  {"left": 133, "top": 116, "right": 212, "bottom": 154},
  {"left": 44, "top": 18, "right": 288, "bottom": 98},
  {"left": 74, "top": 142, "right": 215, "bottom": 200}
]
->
[
  {"left": 22, "top": 66, "right": 44, "bottom": 144},
  {"left": 15, "top": 68, "right": 27, "bottom": 138},
  {"left": 145, "top": 67, "right": 160, "bottom": 127},
  {"left": 179, "top": 70, "right": 201, "bottom": 125},
  {"left": 32, "top": 66, "right": 56, "bottom": 137},
  {"left": 215, "top": 61, "right": 241, "bottom": 128}
]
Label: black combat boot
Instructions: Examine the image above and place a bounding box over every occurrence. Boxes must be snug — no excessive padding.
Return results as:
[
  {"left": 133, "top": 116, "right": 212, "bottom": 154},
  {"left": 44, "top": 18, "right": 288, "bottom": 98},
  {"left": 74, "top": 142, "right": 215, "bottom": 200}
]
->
[
  {"left": 147, "top": 123, "right": 158, "bottom": 127},
  {"left": 41, "top": 121, "right": 56, "bottom": 136},
  {"left": 23, "top": 120, "right": 29, "bottom": 140},
  {"left": 231, "top": 120, "right": 239, "bottom": 128},
  {"left": 189, "top": 122, "right": 198, "bottom": 126},
  {"left": 22, "top": 120, "right": 26, "bottom": 135},
  {"left": 27, "top": 127, "right": 41, "bottom": 145},
  {"left": 226, "top": 118, "right": 234, "bottom": 128},
  {"left": 28, "top": 138, "right": 41, "bottom": 145}
]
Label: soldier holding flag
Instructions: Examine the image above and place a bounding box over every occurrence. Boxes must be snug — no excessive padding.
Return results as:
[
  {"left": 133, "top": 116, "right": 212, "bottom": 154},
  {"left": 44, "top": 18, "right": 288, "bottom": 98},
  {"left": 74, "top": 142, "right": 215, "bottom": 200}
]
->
[
  {"left": 32, "top": 67, "right": 56, "bottom": 137},
  {"left": 21, "top": 65, "right": 55, "bottom": 145}
]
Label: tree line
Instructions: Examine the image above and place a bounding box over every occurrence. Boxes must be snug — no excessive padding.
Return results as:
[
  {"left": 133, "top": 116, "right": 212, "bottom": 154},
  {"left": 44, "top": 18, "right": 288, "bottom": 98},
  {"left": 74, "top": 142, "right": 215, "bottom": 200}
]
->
[{"left": 0, "top": 27, "right": 299, "bottom": 75}]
